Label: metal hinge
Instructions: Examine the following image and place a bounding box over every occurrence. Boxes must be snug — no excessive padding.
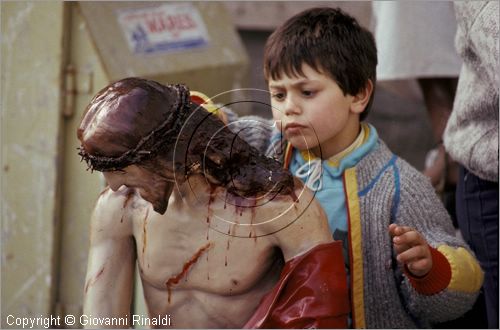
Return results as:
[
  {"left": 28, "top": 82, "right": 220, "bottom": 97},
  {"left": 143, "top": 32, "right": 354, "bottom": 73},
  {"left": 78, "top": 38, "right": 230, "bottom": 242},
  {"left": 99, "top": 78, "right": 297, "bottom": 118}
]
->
[{"left": 62, "top": 64, "right": 93, "bottom": 118}]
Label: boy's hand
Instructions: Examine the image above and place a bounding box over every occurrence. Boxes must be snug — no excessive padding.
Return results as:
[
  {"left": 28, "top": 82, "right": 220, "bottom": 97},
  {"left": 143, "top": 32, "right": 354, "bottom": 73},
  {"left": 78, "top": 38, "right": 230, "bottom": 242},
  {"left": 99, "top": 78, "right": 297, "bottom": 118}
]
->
[{"left": 388, "top": 224, "right": 432, "bottom": 277}]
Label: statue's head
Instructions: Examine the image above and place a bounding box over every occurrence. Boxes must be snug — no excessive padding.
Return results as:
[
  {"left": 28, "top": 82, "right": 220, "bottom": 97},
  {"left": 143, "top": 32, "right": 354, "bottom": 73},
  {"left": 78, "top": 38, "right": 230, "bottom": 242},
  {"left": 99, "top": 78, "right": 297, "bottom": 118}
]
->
[
  {"left": 78, "top": 77, "right": 294, "bottom": 214},
  {"left": 77, "top": 77, "right": 191, "bottom": 172}
]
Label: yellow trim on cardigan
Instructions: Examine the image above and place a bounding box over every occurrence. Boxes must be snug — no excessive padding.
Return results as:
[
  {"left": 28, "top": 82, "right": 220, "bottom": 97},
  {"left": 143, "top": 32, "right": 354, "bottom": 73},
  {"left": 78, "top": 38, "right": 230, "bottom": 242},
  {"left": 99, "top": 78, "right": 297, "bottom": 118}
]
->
[
  {"left": 437, "top": 245, "right": 484, "bottom": 293},
  {"left": 344, "top": 167, "right": 366, "bottom": 328}
]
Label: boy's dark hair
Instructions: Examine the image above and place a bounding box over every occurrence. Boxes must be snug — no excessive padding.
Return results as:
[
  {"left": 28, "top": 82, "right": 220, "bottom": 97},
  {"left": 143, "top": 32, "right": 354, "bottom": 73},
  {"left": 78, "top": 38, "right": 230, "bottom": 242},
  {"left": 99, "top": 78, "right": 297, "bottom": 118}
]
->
[{"left": 264, "top": 7, "right": 378, "bottom": 120}]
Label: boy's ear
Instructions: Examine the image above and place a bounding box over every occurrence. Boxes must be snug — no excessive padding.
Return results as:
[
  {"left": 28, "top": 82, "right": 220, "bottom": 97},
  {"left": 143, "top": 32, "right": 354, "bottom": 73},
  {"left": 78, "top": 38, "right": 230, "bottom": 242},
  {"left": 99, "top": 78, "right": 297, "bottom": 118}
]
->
[{"left": 350, "top": 80, "right": 374, "bottom": 114}]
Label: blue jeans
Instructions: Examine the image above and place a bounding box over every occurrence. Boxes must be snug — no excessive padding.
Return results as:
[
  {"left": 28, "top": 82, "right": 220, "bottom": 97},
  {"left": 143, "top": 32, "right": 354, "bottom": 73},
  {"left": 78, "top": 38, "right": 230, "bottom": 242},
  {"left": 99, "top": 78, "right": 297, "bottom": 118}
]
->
[{"left": 456, "top": 166, "right": 498, "bottom": 329}]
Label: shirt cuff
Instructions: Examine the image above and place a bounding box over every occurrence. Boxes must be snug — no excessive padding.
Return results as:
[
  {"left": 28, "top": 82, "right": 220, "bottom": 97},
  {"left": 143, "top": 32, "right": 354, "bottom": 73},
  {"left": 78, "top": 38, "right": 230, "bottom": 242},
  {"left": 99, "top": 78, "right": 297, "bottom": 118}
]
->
[{"left": 404, "top": 245, "right": 452, "bottom": 295}]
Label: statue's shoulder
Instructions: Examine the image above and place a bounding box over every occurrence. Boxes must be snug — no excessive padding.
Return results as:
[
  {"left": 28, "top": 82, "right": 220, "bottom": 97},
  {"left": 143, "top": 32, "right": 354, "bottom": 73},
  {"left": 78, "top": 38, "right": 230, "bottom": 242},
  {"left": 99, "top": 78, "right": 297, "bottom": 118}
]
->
[
  {"left": 253, "top": 177, "right": 325, "bottom": 236},
  {"left": 91, "top": 186, "right": 139, "bottom": 238},
  {"left": 96, "top": 185, "right": 138, "bottom": 210}
]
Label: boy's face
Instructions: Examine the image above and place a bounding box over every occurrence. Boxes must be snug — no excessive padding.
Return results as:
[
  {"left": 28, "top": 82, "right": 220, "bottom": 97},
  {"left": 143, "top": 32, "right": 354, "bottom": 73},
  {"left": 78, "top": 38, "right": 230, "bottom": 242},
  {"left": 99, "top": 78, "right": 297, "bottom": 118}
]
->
[{"left": 268, "top": 63, "right": 362, "bottom": 159}]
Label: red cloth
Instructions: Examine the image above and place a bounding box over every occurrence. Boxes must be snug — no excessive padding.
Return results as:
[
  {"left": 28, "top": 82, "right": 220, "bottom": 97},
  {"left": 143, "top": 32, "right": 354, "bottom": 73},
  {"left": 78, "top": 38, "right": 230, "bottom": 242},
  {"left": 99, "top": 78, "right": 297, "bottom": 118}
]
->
[
  {"left": 404, "top": 245, "right": 452, "bottom": 295},
  {"left": 244, "top": 242, "right": 350, "bottom": 329}
]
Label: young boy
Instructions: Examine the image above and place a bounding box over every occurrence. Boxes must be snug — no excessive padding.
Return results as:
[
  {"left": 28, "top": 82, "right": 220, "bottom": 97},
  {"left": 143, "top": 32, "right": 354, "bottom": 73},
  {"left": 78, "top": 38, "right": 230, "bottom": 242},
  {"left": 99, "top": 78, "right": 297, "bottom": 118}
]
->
[{"left": 258, "top": 7, "right": 483, "bottom": 328}]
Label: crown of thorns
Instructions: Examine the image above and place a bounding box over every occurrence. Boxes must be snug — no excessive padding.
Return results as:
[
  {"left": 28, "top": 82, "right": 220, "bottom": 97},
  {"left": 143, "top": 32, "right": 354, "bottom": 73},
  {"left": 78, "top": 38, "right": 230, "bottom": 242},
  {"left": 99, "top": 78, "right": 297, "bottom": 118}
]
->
[{"left": 78, "top": 83, "right": 192, "bottom": 172}]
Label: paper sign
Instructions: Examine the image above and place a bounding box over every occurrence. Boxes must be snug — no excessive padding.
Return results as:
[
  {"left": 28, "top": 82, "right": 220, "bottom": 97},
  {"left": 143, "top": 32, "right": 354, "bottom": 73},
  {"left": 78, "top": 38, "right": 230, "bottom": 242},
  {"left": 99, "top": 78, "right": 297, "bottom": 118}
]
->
[{"left": 117, "top": 3, "right": 210, "bottom": 54}]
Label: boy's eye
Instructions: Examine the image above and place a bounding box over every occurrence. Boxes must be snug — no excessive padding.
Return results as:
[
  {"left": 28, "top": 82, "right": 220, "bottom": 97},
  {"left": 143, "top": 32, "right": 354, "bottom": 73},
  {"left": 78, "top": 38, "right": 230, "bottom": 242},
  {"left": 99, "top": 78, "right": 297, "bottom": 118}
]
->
[
  {"left": 272, "top": 92, "right": 285, "bottom": 101},
  {"left": 302, "top": 90, "right": 315, "bottom": 97}
]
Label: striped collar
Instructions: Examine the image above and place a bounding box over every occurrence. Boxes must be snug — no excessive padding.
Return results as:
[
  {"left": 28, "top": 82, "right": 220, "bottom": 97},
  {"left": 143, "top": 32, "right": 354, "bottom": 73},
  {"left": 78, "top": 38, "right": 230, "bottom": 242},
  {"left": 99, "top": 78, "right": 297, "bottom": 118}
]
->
[{"left": 284, "top": 123, "right": 371, "bottom": 169}]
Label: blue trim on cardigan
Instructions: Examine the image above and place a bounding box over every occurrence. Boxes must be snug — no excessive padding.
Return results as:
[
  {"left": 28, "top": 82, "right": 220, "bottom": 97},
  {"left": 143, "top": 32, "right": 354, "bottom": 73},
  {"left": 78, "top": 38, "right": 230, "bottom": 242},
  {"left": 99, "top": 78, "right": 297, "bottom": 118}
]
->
[
  {"left": 358, "top": 153, "right": 401, "bottom": 222},
  {"left": 391, "top": 161, "right": 401, "bottom": 222},
  {"left": 358, "top": 154, "right": 398, "bottom": 197}
]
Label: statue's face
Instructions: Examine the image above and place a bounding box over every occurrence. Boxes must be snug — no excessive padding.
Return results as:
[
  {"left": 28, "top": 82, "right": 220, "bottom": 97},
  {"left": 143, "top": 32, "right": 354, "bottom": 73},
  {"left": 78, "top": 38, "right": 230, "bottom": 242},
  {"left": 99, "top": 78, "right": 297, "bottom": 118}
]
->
[{"left": 103, "top": 164, "right": 175, "bottom": 214}]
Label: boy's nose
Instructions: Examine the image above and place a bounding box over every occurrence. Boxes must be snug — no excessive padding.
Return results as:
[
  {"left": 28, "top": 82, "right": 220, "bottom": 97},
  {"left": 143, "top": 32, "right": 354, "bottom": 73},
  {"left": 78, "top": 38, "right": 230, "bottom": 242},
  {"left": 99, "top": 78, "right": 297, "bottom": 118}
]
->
[{"left": 283, "top": 97, "right": 300, "bottom": 116}]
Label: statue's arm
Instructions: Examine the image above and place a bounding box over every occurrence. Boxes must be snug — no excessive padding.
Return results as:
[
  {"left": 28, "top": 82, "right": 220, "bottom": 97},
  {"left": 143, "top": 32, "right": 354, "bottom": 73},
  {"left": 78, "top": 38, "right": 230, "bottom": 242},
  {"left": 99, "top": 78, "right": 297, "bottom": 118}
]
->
[
  {"left": 271, "top": 183, "right": 333, "bottom": 261},
  {"left": 246, "top": 183, "right": 349, "bottom": 328},
  {"left": 83, "top": 188, "right": 136, "bottom": 327}
]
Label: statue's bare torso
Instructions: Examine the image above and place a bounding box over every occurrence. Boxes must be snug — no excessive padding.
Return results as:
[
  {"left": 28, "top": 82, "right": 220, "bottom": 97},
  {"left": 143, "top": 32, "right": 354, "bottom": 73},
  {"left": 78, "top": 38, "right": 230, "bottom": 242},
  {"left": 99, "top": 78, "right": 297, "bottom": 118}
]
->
[
  {"left": 77, "top": 78, "right": 333, "bottom": 328},
  {"left": 84, "top": 175, "right": 330, "bottom": 328}
]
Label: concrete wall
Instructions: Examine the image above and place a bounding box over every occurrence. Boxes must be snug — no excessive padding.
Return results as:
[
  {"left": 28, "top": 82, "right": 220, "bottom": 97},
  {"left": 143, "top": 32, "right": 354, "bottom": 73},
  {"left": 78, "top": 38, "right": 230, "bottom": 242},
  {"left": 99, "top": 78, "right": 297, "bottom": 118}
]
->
[{"left": 1, "top": 2, "right": 65, "bottom": 327}]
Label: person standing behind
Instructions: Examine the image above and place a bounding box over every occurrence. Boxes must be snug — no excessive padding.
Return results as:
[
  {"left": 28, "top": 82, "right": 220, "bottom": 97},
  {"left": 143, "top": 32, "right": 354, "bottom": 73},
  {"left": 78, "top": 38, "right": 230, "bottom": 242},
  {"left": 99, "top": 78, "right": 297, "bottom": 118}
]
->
[
  {"left": 444, "top": 1, "right": 499, "bottom": 328},
  {"left": 252, "top": 7, "right": 484, "bottom": 328}
]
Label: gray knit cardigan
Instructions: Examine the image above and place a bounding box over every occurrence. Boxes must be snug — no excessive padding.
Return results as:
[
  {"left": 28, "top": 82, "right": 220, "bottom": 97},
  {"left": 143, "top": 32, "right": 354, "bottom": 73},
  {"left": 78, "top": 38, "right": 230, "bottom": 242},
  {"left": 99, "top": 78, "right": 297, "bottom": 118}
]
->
[
  {"left": 224, "top": 109, "right": 483, "bottom": 328},
  {"left": 341, "top": 137, "right": 482, "bottom": 328}
]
